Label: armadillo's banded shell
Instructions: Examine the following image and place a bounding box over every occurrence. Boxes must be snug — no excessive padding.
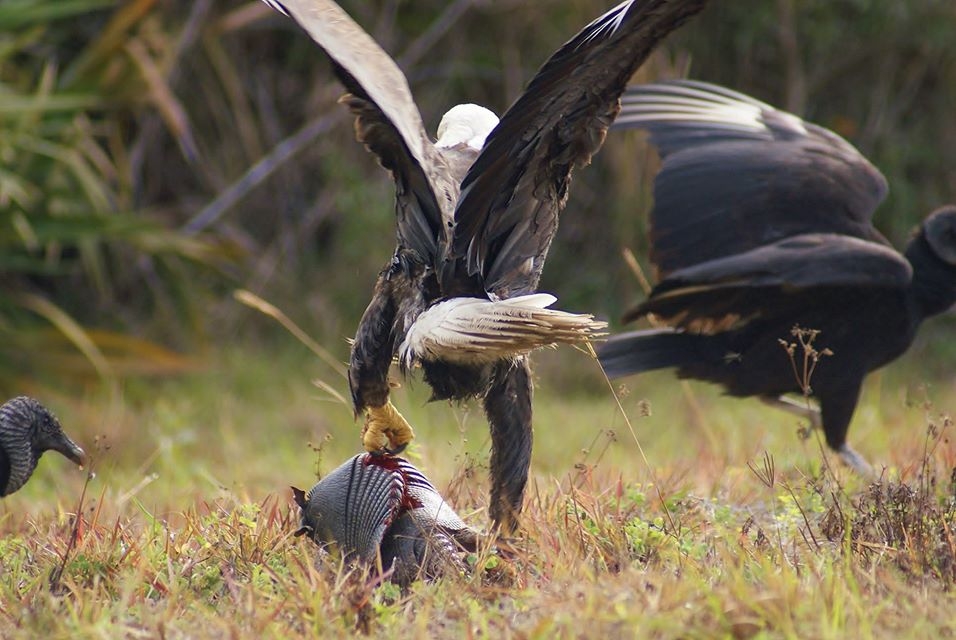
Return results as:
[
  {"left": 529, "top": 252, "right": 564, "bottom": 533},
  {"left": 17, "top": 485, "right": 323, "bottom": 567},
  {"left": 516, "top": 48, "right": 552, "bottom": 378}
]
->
[
  {"left": 294, "top": 453, "right": 478, "bottom": 584},
  {"left": 298, "top": 453, "right": 404, "bottom": 561}
]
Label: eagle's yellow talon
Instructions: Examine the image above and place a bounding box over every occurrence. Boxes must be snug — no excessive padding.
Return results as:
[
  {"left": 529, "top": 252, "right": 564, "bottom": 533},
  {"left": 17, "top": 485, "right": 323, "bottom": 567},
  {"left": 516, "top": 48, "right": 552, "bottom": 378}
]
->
[{"left": 362, "top": 401, "right": 415, "bottom": 454}]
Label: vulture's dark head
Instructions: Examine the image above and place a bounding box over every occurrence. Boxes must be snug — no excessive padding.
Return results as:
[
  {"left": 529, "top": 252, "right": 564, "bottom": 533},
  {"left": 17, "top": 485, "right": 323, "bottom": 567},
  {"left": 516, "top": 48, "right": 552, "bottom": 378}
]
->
[
  {"left": 921, "top": 206, "right": 956, "bottom": 264},
  {"left": 906, "top": 205, "right": 956, "bottom": 317},
  {"left": 0, "top": 396, "right": 87, "bottom": 497}
]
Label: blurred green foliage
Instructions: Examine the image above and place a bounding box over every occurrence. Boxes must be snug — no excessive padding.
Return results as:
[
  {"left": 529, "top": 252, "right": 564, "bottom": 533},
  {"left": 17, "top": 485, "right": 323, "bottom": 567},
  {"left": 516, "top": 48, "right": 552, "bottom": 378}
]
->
[
  {"left": 1, "top": 0, "right": 954, "bottom": 387},
  {"left": 0, "top": 0, "right": 233, "bottom": 388}
]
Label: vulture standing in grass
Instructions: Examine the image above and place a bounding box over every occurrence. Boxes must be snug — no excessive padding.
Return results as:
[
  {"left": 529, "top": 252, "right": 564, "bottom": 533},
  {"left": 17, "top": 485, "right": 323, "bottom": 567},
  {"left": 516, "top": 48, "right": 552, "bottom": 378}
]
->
[
  {"left": 597, "top": 80, "right": 956, "bottom": 474},
  {"left": 261, "top": 0, "right": 707, "bottom": 530},
  {"left": 293, "top": 453, "right": 478, "bottom": 586},
  {"left": 0, "top": 396, "right": 86, "bottom": 496}
]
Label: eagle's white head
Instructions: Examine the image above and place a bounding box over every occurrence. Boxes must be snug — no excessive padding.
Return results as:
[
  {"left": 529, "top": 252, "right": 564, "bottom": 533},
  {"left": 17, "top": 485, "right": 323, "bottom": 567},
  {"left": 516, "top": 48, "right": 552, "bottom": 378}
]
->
[{"left": 436, "top": 104, "right": 499, "bottom": 150}]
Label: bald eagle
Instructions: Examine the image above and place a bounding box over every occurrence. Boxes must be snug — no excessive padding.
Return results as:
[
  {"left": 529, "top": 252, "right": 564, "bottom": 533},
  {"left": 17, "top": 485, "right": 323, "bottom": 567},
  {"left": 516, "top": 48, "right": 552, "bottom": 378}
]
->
[
  {"left": 598, "top": 80, "right": 956, "bottom": 474},
  {"left": 262, "top": 0, "right": 707, "bottom": 531}
]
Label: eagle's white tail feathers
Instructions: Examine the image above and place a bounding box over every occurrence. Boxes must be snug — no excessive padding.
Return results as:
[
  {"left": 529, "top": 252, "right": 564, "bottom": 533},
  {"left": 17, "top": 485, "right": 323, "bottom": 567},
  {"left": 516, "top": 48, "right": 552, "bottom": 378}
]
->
[{"left": 400, "top": 294, "right": 607, "bottom": 366}]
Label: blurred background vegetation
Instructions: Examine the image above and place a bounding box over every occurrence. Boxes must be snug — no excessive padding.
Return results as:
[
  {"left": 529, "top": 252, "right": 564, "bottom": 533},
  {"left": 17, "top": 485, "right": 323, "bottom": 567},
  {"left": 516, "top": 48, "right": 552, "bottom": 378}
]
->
[{"left": 1, "top": 0, "right": 954, "bottom": 393}]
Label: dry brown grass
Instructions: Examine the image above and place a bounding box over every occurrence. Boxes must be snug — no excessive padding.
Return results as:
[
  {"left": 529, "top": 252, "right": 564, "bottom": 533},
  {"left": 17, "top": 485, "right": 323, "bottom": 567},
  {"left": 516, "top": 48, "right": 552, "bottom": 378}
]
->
[{"left": 0, "top": 345, "right": 954, "bottom": 638}]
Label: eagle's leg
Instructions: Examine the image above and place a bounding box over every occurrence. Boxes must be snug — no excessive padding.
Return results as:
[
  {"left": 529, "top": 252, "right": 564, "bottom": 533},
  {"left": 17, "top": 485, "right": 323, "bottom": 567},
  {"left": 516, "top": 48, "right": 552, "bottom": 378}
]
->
[
  {"left": 362, "top": 400, "right": 415, "bottom": 455},
  {"left": 484, "top": 357, "right": 533, "bottom": 534},
  {"left": 350, "top": 267, "right": 418, "bottom": 455}
]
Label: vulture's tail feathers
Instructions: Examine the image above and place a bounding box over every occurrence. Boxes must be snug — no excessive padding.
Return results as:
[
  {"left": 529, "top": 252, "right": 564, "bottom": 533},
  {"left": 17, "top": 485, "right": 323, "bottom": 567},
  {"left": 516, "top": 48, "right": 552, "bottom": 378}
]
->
[{"left": 597, "top": 328, "right": 709, "bottom": 379}]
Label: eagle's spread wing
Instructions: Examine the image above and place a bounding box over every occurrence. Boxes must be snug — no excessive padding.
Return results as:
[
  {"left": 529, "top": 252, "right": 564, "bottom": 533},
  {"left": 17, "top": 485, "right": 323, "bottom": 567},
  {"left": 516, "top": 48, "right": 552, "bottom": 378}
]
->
[
  {"left": 264, "top": 0, "right": 450, "bottom": 260},
  {"left": 439, "top": 0, "right": 708, "bottom": 299},
  {"left": 612, "top": 79, "right": 890, "bottom": 277}
]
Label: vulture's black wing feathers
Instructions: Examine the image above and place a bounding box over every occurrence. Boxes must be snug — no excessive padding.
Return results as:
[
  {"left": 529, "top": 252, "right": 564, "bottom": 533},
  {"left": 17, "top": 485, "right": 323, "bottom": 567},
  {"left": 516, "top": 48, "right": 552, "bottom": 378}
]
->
[
  {"left": 612, "top": 80, "right": 890, "bottom": 276},
  {"left": 632, "top": 233, "right": 914, "bottom": 327},
  {"left": 440, "top": 0, "right": 708, "bottom": 298}
]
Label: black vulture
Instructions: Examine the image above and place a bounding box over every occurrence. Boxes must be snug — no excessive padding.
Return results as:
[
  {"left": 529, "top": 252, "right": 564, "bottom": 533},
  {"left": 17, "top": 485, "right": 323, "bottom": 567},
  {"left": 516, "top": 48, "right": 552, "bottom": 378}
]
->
[
  {"left": 597, "top": 80, "right": 956, "bottom": 474},
  {"left": 1, "top": 396, "right": 86, "bottom": 496},
  {"left": 292, "top": 453, "right": 478, "bottom": 586},
  {"left": 261, "top": 0, "right": 707, "bottom": 530}
]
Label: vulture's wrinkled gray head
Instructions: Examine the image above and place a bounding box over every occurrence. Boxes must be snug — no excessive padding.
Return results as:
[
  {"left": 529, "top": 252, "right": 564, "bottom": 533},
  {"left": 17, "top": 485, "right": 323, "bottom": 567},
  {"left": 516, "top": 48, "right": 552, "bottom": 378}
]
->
[
  {"left": 292, "top": 453, "right": 479, "bottom": 584},
  {"left": 0, "top": 396, "right": 87, "bottom": 497}
]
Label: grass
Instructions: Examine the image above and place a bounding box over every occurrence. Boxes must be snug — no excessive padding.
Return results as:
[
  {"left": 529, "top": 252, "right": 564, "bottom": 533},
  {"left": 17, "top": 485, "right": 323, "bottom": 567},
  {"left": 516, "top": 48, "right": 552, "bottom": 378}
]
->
[
  {"left": 2, "top": 2, "right": 954, "bottom": 635},
  {"left": 0, "top": 342, "right": 954, "bottom": 638}
]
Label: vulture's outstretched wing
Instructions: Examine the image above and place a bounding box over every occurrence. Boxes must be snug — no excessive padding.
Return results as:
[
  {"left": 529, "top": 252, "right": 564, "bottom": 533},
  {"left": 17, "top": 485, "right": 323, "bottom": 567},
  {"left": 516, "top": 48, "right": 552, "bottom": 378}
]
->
[
  {"left": 440, "top": 0, "right": 708, "bottom": 299},
  {"left": 263, "top": 0, "right": 450, "bottom": 260},
  {"left": 612, "top": 80, "right": 890, "bottom": 277},
  {"left": 631, "top": 234, "right": 913, "bottom": 328}
]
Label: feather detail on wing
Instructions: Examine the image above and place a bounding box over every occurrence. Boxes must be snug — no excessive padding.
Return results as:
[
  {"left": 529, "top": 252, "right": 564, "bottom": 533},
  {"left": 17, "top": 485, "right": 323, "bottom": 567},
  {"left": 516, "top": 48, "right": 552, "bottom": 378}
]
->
[
  {"left": 259, "top": 0, "right": 452, "bottom": 260},
  {"left": 624, "top": 234, "right": 913, "bottom": 329},
  {"left": 612, "top": 79, "right": 889, "bottom": 275},
  {"left": 259, "top": 0, "right": 290, "bottom": 16},
  {"left": 399, "top": 294, "right": 606, "bottom": 366},
  {"left": 440, "top": 0, "right": 708, "bottom": 299}
]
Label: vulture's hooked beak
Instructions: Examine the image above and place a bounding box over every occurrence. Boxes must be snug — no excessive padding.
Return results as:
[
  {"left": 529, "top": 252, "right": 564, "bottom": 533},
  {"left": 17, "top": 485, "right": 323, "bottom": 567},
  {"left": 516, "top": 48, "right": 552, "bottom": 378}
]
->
[{"left": 54, "top": 433, "right": 87, "bottom": 468}]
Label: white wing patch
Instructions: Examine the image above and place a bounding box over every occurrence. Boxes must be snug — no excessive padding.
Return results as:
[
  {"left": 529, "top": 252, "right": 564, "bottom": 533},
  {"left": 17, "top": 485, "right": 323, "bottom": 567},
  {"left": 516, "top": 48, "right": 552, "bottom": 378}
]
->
[
  {"left": 579, "top": 1, "right": 633, "bottom": 48},
  {"left": 619, "top": 81, "right": 809, "bottom": 137},
  {"left": 259, "top": 0, "right": 290, "bottom": 16},
  {"left": 399, "top": 294, "right": 607, "bottom": 366}
]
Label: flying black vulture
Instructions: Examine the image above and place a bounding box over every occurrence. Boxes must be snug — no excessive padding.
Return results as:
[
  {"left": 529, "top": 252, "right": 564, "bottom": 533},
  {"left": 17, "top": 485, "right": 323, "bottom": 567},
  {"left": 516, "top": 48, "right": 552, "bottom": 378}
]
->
[
  {"left": 597, "top": 80, "right": 956, "bottom": 474},
  {"left": 261, "top": 1, "right": 707, "bottom": 530},
  {"left": 1, "top": 396, "right": 86, "bottom": 496}
]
